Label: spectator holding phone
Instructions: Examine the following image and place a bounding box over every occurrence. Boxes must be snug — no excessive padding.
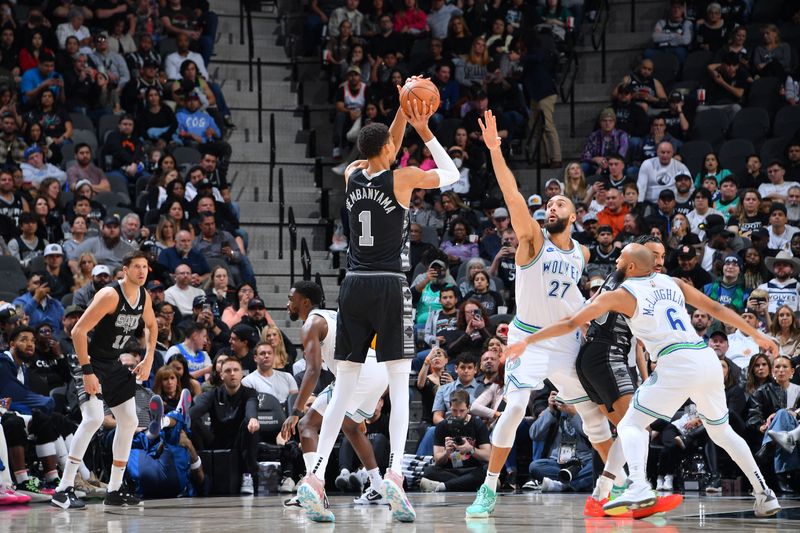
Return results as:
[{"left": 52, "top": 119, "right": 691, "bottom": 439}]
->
[
  {"left": 12, "top": 271, "right": 64, "bottom": 333},
  {"left": 412, "top": 253, "right": 457, "bottom": 329},
  {"left": 447, "top": 300, "right": 492, "bottom": 361},
  {"left": 416, "top": 347, "right": 454, "bottom": 427}
]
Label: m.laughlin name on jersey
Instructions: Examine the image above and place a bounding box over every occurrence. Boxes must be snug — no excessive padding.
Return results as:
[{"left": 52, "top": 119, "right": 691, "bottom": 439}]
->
[{"left": 345, "top": 187, "right": 397, "bottom": 214}]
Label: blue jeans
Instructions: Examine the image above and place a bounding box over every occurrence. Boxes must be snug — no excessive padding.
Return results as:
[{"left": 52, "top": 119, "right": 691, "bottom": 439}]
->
[
  {"left": 644, "top": 46, "right": 688, "bottom": 66},
  {"left": 209, "top": 81, "right": 231, "bottom": 117},
  {"left": 528, "top": 458, "right": 593, "bottom": 491},
  {"left": 412, "top": 349, "right": 431, "bottom": 373},
  {"left": 762, "top": 409, "right": 800, "bottom": 474},
  {"left": 416, "top": 426, "right": 436, "bottom": 456},
  {"left": 199, "top": 11, "right": 218, "bottom": 66},
  {"left": 503, "top": 418, "right": 533, "bottom": 473}
]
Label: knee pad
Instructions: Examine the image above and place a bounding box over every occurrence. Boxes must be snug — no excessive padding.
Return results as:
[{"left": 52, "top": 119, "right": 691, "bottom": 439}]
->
[
  {"left": 490, "top": 391, "right": 529, "bottom": 448},
  {"left": 1, "top": 413, "right": 27, "bottom": 447},
  {"left": 80, "top": 399, "right": 106, "bottom": 429},
  {"left": 49, "top": 412, "right": 78, "bottom": 438},
  {"left": 29, "top": 410, "right": 60, "bottom": 445},
  {"left": 109, "top": 399, "right": 138, "bottom": 430},
  {"left": 574, "top": 402, "right": 613, "bottom": 444}
]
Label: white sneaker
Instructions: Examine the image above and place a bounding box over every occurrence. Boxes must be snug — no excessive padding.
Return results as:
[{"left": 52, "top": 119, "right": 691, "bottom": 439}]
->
[
  {"left": 540, "top": 477, "right": 563, "bottom": 492},
  {"left": 522, "top": 479, "right": 542, "bottom": 491},
  {"left": 335, "top": 469, "right": 350, "bottom": 492},
  {"left": 662, "top": 475, "right": 673, "bottom": 492},
  {"left": 768, "top": 430, "right": 797, "bottom": 454},
  {"left": 240, "top": 474, "right": 254, "bottom": 496},
  {"left": 655, "top": 476, "right": 664, "bottom": 491},
  {"left": 284, "top": 495, "right": 302, "bottom": 508},
  {"left": 754, "top": 489, "right": 781, "bottom": 517},
  {"left": 353, "top": 486, "right": 386, "bottom": 505},
  {"left": 603, "top": 481, "right": 656, "bottom": 515},
  {"left": 279, "top": 477, "right": 296, "bottom": 493},
  {"left": 419, "top": 478, "right": 442, "bottom": 493},
  {"left": 592, "top": 476, "right": 613, "bottom": 502}
]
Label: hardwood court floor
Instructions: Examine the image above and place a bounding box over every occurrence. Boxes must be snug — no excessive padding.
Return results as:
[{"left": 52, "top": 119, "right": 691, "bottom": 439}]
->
[{"left": 3, "top": 492, "right": 800, "bottom": 532}]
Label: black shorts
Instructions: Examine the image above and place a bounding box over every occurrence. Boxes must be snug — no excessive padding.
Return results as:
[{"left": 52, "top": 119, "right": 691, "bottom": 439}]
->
[
  {"left": 575, "top": 340, "right": 634, "bottom": 412},
  {"left": 335, "top": 271, "right": 413, "bottom": 363},
  {"left": 91, "top": 357, "right": 136, "bottom": 408}
]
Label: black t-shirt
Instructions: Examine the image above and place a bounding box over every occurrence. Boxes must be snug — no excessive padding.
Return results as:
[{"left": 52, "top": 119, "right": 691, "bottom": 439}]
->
[
  {"left": 658, "top": 109, "right": 687, "bottom": 141},
  {"left": 708, "top": 65, "right": 751, "bottom": 105},
  {"left": 433, "top": 415, "right": 490, "bottom": 468},
  {"left": 728, "top": 213, "right": 768, "bottom": 234}
]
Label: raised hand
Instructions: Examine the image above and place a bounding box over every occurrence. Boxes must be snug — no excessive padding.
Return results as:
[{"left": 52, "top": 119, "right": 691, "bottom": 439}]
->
[
  {"left": 406, "top": 99, "right": 434, "bottom": 130},
  {"left": 478, "top": 110, "right": 501, "bottom": 151}
]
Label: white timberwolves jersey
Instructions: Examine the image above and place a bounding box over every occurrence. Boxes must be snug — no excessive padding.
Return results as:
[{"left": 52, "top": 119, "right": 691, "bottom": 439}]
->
[
  {"left": 621, "top": 273, "right": 704, "bottom": 361},
  {"left": 308, "top": 309, "right": 338, "bottom": 371},
  {"left": 511, "top": 230, "right": 585, "bottom": 354}
]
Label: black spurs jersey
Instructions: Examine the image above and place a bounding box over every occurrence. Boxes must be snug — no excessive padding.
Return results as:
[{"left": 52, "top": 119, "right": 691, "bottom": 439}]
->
[
  {"left": 88, "top": 281, "right": 146, "bottom": 360},
  {"left": 0, "top": 192, "right": 25, "bottom": 225},
  {"left": 585, "top": 272, "right": 633, "bottom": 353},
  {"left": 345, "top": 168, "right": 409, "bottom": 273}
]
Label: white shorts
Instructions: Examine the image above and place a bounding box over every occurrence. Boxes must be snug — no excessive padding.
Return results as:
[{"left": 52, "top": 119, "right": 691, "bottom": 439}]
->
[
  {"left": 505, "top": 324, "right": 589, "bottom": 403},
  {"left": 310, "top": 355, "right": 389, "bottom": 423},
  {"left": 632, "top": 343, "right": 729, "bottom": 426}
]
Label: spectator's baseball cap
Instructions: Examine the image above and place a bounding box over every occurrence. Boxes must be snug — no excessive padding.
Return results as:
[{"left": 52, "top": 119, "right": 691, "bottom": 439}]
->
[
  {"left": 430, "top": 259, "right": 447, "bottom": 270},
  {"left": 247, "top": 297, "right": 266, "bottom": 310},
  {"left": 146, "top": 280, "right": 164, "bottom": 292},
  {"left": 709, "top": 329, "right": 728, "bottom": 341},
  {"left": 39, "top": 52, "right": 55, "bottom": 63},
  {"left": 103, "top": 215, "right": 120, "bottom": 226},
  {"left": 677, "top": 245, "right": 696, "bottom": 259},
  {"left": 597, "top": 225, "right": 613, "bottom": 235},
  {"left": 493, "top": 207, "right": 509, "bottom": 219},
  {"left": 674, "top": 173, "right": 691, "bottom": 182},
  {"left": 533, "top": 209, "right": 547, "bottom": 222},
  {"left": 669, "top": 90, "right": 683, "bottom": 102},
  {"left": 91, "top": 265, "right": 111, "bottom": 277},
  {"left": 658, "top": 189, "right": 675, "bottom": 201},
  {"left": 703, "top": 214, "right": 733, "bottom": 238},
  {"left": 618, "top": 84, "right": 634, "bottom": 94},
  {"left": 187, "top": 92, "right": 201, "bottom": 101},
  {"left": 196, "top": 178, "right": 213, "bottom": 189},
  {"left": 74, "top": 179, "right": 93, "bottom": 191},
  {"left": 142, "top": 58, "right": 159, "bottom": 68},
  {"left": 193, "top": 295, "right": 208, "bottom": 308},
  {"left": 750, "top": 227, "right": 769, "bottom": 240},
  {"left": 598, "top": 107, "right": 615, "bottom": 121},
  {"left": 44, "top": 243, "right": 63, "bottom": 256},
  {"left": 583, "top": 212, "right": 598, "bottom": 224},
  {"left": 770, "top": 203, "right": 788, "bottom": 216},
  {"left": 741, "top": 307, "right": 759, "bottom": 317},
  {"left": 724, "top": 255, "right": 742, "bottom": 267},
  {"left": 681, "top": 232, "right": 701, "bottom": 246},
  {"left": 544, "top": 178, "right": 563, "bottom": 191},
  {"left": 527, "top": 194, "right": 542, "bottom": 207},
  {"left": 63, "top": 305, "right": 85, "bottom": 317},
  {"left": 0, "top": 307, "right": 19, "bottom": 325},
  {"left": 231, "top": 323, "right": 258, "bottom": 346},
  {"left": 347, "top": 65, "right": 361, "bottom": 75},
  {"left": 23, "top": 146, "right": 41, "bottom": 159},
  {"left": 589, "top": 278, "right": 605, "bottom": 290}
]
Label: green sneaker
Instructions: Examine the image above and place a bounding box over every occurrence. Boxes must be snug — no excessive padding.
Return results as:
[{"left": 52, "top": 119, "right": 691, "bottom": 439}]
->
[
  {"left": 466, "top": 484, "right": 496, "bottom": 519},
  {"left": 610, "top": 479, "right": 631, "bottom": 501}
]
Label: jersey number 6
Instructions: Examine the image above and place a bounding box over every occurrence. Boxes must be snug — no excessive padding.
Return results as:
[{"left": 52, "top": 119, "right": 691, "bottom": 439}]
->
[{"left": 666, "top": 308, "right": 686, "bottom": 331}]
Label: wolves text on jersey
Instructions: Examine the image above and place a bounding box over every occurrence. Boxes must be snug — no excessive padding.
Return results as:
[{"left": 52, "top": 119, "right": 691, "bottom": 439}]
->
[{"left": 542, "top": 257, "right": 583, "bottom": 284}]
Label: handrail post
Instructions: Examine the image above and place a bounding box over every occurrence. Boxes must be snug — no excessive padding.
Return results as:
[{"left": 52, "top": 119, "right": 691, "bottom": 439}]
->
[
  {"left": 247, "top": 6, "right": 254, "bottom": 92},
  {"left": 300, "top": 237, "right": 311, "bottom": 281},
  {"left": 314, "top": 272, "right": 325, "bottom": 308},
  {"left": 570, "top": 82, "right": 576, "bottom": 138},
  {"left": 278, "top": 171, "right": 285, "bottom": 259},
  {"left": 269, "top": 114, "right": 276, "bottom": 201},
  {"left": 630, "top": 0, "right": 636, "bottom": 32},
  {"left": 239, "top": 0, "right": 244, "bottom": 45},
  {"left": 289, "top": 207, "right": 297, "bottom": 284},
  {"left": 257, "top": 57, "right": 263, "bottom": 143},
  {"left": 601, "top": 30, "right": 606, "bottom": 83},
  {"left": 535, "top": 111, "right": 542, "bottom": 189}
]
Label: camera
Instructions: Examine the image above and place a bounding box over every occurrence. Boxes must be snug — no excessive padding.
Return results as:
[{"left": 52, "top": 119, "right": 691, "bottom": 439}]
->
[
  {"left": 558, "top": 459, "right": 583, "bottom": 483},
  {"left": 445, "top": 415, "right": 467, "bottom": 446}
]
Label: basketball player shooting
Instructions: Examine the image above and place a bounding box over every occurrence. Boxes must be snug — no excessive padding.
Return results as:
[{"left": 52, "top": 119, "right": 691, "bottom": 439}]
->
[
  {"left": 296, "top": 79, "right": 460, "bottom": 523},
  {"left": 51, "top": 251, "right": 157, "bottom": 509}
]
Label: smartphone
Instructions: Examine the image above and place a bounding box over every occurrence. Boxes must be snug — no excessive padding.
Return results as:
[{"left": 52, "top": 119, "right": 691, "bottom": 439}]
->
[{"left": 202, "top": 303, "right": 212, "bottom": 314}]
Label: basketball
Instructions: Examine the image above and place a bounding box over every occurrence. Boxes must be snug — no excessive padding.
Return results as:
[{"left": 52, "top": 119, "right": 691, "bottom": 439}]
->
[{"left": 399, "top": 78, "right": 440, "bottom": 117}]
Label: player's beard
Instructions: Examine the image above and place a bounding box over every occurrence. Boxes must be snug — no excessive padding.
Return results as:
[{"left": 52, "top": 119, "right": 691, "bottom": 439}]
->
[
  {"left": 544, "top": 216, "right": 570, "bottom": 235},
  {"left": 612, "top": 267, "right": 626, "bottom": 285},
  {"left": 289, "top": 310, "right": 299, "bottom": 321}
]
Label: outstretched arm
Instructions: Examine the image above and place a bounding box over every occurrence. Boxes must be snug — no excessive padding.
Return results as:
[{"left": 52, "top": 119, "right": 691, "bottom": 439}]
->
[
  {"left": 505, "top": 290, "right": 636, "bottom": 360},
  {"left": 675, "top": 278, "right": 779, "bottom": 355},
  {"left": 281, "top": 316, "right": 326, "bottom": 440}
]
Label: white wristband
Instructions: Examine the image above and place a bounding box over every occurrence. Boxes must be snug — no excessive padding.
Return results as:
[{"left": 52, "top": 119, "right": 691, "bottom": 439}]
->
[{"left": 425, "top": 137, "right": 459, "bottom": 187}]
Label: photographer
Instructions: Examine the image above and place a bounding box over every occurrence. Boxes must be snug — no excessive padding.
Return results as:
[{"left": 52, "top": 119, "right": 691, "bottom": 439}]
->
[
  {"left": 419, "top": 389, "right": 491, "bottom": 493},
  {"left": 523, "top": 391, "right": 593, "bottom": 492}
]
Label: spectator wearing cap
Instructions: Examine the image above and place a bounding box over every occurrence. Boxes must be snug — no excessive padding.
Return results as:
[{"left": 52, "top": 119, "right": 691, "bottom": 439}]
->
[
  {"left": 611, "top": 84, "right": 649, "bottom": 159},
  {"left": 580, "top": 107, "right": 629, "bottom": 176},
  {"left": 669, "top": 244, "right": 712, "bottom": 289},
  {"left": 700, "top": 214, "right": 736, "bottom": 271},
  {"left": 587, "top": 225, "right": 620, "bottom": 279},
  {"left": 596, "top": 187, "right": 629, "bottom": 237},
  {"left": 644, "top": 0, "right": 693, "bottom": 65},
  {"left": 645, "top": 189, "right": 677, "bottom": 230},
  {"left": 20, "top": 52, "right": 63, "bottom": 105},
  {"left": 102, "top": 114, "right": 148, "bottom": 183},
  {"left": 166, "top": 321, "right": 213, "bottom": 381},
  {"left": 57, "top": 305, "right": 83, "bottom": 353},
  {"left": 164, "top": 263, "right": 206, "bottom": 316},
  {"left": 673, "top": 173, "right": 694, "bottom": 214},
  {"left": 727, "top": 308, "right": 762, "bottom": 370},
  {"left": 66, "top": 143, "right": 109, "bottom": 193},
  {"left": 658, "top": 90, "right": 690, "bottom": 141},
  {"left": 240, "top": 296, "right": 277, "bottom": 341},
  {"left": 543, "top": 178, "right": 564, "bottom": 203},
  {"left": 640, "top": 116, "right": 681, "bottom": 163},
  {"left": 88, "top": 31, "right": 131, "bottom": 91},
  {"left": 707, "top": 329, "right": 743, "bottom": 384},
  {"left": 636, "top": 141, "right": 690, "bottom": 205},
  {"left": 120, "top": 56, "right": 163, "bottom": 114},
  {"left": 332, "top": 64, "right": 366, "bottom": 159},
  {"left": 0, "top": 113, "right": 27, "bottom": 166},
  {"left": 612, "top": 59, "right": 668, "bottom": 113},
  {"left": 758, "top": 251, "right": 800, "bottom": 313},
  {"left": 72, "top": 264, "right": 112, "bottom": 309},
  {"left": 759, "top": 160, "right": 800, "bottom": 204},
  {"left": 176, "top": 294, "right": 230, "bottom": 355},
  {"left": 174, "top": 91, "right": 222, "bottom": 146},
  {"left": 527, "top": 194, "right": 543, "bottom": 216},
  {"left": 20, "top": 145, "right": 66, "bottom": 187},
  {"left": 767, "top": 204, "right": 799, "bottom": 253},
  {"left": 41, "top": 244, "right": 73, "bottom": 300},
  {"left": 146, "top": 280, "right": 166, "bottom": 305},
  {"left": 715, "top": 175, "right": 740, "bottom": 217},
  {"left": 158, "top": 229, "right": 211, "bottom": 285},
  {"left": 704, "top": 255, "right": 749, "bottom": 310},
  {"left": 229, "top": 323, "right": 258, "bottom": 374},
  {"left": 706, "top": 51, "right": 752, "bottom": 120},
  {"left": 72, "top": 215, "right": 135, "bottom": 270},
  {"left": 575, "top": 212, "right": 599, "bottom": 245},
  {"left": 12, "top": 271, "right": 65, "bottom": 332},
  {"left": 479, "top": 206, "right": 510, "bottom": 261},
  {"left": 7, "top": 212, "right": 46, "bottom": 267},
  {"left": 687, "top": 188, "right": 722, "bottom": 239}
]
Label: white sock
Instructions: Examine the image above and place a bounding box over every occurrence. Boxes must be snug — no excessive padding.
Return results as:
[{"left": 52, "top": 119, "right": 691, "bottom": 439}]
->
[
  {"left": 434, "top": 481, "right": 446, "bottom": 492},
  {"left": 108, "top": 465, "right": 126, "bottom": 492},
  {"left": 485, "top": 471, "right": 500, "bottom": 492},
  {"left": 386, "top": 359, "right": 412, "bottom": 473},
  {"left": 303, "top": 452, "right": 315, "bottom": 476},
  {"left": 57, "top": 459, "right": 81, "bottom": 491},
  {"left": 78, "top": 463, "right": 91, "bottom": 481},
  {"left": 367, "top": 467, "right": 381, "bottom": 489},
  {"left": 706, "top": 422, "right": 770, "bottom": 494},
  {"left": 340, "top": 468, "right": 350, "bottom": 477},
  {"left": 14, "top": 470, "right": 29, "bottom": 483},
  {"left": 617, "top": 418, "right": 651, "bottom": 486},
  {"left": 604, "top": 438, "right": 627, "bottom": 486}
]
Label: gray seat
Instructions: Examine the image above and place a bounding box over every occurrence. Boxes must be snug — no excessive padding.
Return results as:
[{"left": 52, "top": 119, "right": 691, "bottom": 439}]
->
[
  {"left": 718, "top": 139, "right": 756, "bottom": 182},
  {"left": 106, "top": 173, "right": 131, "bottom": 205},
  {"left": 760, "top": 137, "right": 790, "bottom": 165},
  {"left": 747, "top": 77, "right": 781, "bottom": 118},
  {"left": 98, "top": 114, "right": 120, "bottom": 147},
  {"left": 678, "top": 140, "right": 714, "bottom": 177},
  {"left": 649, "top": 50, "right": 680, "bottom": 85},
  {"left": 729, "top": 107, "right": 770, "bottom": 145},
  {"left": 773, "top": 106, "right": 800, "bottom": 139},
  {"left": 0, "top": 256, "right": 28, "bottom": 296},
  {"left": 172, "top": 146, "right": 202, "bottom": 168},
  {"left": 69, "top": 112, "right": 95, "bottom": 132},
  {"left": 681, "top": 50, "right": 713, "bottom": 84},
  {"left": 420, "top": 226, "right": 439, "bottom": 246},
  {"left": 692, "top": 108, "right": 728, "bottom": 148},
  {"left": 95, "top": 191, "right": 121, "bottom": 208},
  {"left": 71, "top": 129, "right": 98, "bottom": 156}
]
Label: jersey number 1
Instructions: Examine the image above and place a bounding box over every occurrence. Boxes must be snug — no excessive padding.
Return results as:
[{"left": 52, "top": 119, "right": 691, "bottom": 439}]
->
[
  {"left": 358, "top": 211, "right": 374, "bottom": 247},
  {"left": 112, "top": 334, "right": 130, "bottom": 350}
]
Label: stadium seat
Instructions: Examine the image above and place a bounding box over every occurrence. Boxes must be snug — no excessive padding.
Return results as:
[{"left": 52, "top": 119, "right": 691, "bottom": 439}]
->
[
  {"left": 760, "top": 137, "right": 791, "bottom": 165},
  {"left": 109, "top": 206, "right": 133, "bottom": 220},
  {"left": 61, "top": 143, "right": 75, "bottom": 165},
  {"left": 692, "top": 108, "right": 728, "bottom": 147},
  {"left": 60, "top": 293, "right": 73, "bottom": 307},
  {"left": 172, "top": 146, "right": 202, "bottom": 168},
  {"left": 106, "top": 173, "right": 131, "bottom": 205},
  {"left": 681, "top": 50, "right": 713, "bottom": 84},
  {"left": 648, "top": 51, "right": 680, "bottom": 85},
  {"left": 669, "top": 80, "right": 699, "bottom": 99},
  {"left": 69, "top": 113, "right": 95, "bottom": 133},
  {"left": 420, "top": 226, "right": 439, "bottom": 246},
  {"left": 729, "top": 107, "right": 770, "bottom": 145},
  {"left": 773, "top": 106, "right": 800, "bottom": 139},
  {"left": 95, "top": 191, "right": 122, "bottom": 208},
  {"left": 159, "top": 38, "right": 177, "bottom": 57},
  {"left": 98, "top": 114, "right": 120, "bottom": 146},
  {"left": 747, "top": 77, "right": 781, "bottom": 118},
  {"left": 719, "top": 139, "right": 756, "bottom": 181},
  {"left": 678, "top": 140, "right": 714, "bottom": 177},
  {"left": 26, "top": 255, "right": 46, "bottom": 276},
  {"left": 71, "top": 129, "right": 98, "bottom": 156}
]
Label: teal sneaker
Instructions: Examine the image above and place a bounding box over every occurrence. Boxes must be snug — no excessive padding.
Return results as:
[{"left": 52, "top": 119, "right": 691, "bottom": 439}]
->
[
  {"left": 610, "top": 479, "right": 631, "bottom": 501},
  {"left": 465, "top": 484, "right": 497, "bottom": 519}
]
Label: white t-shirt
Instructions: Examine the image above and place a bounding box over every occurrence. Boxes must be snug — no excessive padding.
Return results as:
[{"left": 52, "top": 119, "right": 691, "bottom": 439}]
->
[
  {"left": 726, "top": 330, "right": 759, "bottom": 369},
  {"left": 758, "top": 181, "right": 800, "bottom": 202},
  {"left": 767, "top": 224, "right": 799, "bottom": 252},
  {"left": 241, "top": 370, "right": 298, "bottom": 403},
  {"left": 636, "top": 157, "right": 690, "bottom": 203},
  {"left": 164, "top": 285, "right": 205, "bottom": 316}
]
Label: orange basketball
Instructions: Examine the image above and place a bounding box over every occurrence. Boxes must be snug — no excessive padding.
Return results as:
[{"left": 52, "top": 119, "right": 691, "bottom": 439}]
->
[{"left": 399, "top": 78, "right": 440, "bottom": 117}]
